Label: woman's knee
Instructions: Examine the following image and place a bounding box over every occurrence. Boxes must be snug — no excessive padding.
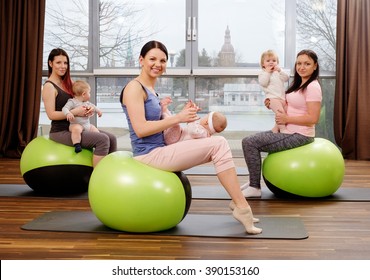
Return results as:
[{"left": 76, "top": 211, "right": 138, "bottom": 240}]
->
[
  {"left": 242, "top": 136, "right": 252, "bottom": 149},
  {"left": 94, "top": 133, "right": 110, "bottom": 155},
  {"left": 100, "top": 130, "right": 117, "bottom": 153},
  {"left": 212, "top": 136, "right": 230, "bottom": 149},
  {"left": 108, "top": 133, "right": 117, "bottom": 152}
]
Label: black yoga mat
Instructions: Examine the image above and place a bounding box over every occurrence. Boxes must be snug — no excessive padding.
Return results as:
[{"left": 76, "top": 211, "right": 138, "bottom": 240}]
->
[
  {"left": 0, "top": 184, "right": 88, "bottom": 199},
  {"left": 183, "top": 166, "right": 248, "bottom": 176},
  {"left": 21, "top": 210, "right": 308, "bottom": 240},
  {"left": 191, "top": 186, "right": 370, "bottom": 201},
  {"left": 2, "top": 184, "right": 370, "bottom": 202}
]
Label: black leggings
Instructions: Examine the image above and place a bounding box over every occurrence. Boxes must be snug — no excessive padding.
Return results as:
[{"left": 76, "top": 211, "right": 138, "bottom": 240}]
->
[{"left": 242, "top": 131, "right": 314, "bottom": 188}]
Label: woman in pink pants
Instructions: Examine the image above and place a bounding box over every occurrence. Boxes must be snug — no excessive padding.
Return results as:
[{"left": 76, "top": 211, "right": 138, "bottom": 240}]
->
[{"left": 120, "top": 40, "right": 261, "bottom": 235}]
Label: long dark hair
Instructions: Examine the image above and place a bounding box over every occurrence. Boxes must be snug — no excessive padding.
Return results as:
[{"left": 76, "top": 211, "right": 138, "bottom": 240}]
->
[
  {"left": 47, "top": 48, "right": 73, "bottom": 95},
  {"left": 140, "top": 40, "right": 168, "bottom": 60},
  {"left": 286, "top": 49, "right": 319, "bottom": 94}
]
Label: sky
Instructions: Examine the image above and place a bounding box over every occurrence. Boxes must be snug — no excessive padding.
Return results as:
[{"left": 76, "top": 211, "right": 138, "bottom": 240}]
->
[{"left": 132, "top": 0, "right": 285, "bottom": 64}]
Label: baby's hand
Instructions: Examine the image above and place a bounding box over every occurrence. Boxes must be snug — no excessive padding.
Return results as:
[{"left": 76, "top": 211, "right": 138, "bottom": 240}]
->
[
  {"left": 184, "top": 100, "right": 193, "bottom": 109},
  {"left": 98, "top": 112, "right": 102, "bottom": 117},
  {"left": 66, "top": 112, "right": 74, "bottom": 121},
  {"left": 160, "top": 96, "right": 172, "bottom": 107},
  {"left": 186, "top": 100, "right": 201, "bottom": 112}
]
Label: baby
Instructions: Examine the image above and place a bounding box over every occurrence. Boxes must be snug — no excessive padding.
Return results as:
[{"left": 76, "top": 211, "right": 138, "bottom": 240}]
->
[
  {"left": 161, "top": 97, "right": 227, "bottom": 145},
  {"left": 62, "top": 80, "right": 102, "bottom": 153},
  {"left": 258, "top": 49, "right": 290, "bottom": 133}
]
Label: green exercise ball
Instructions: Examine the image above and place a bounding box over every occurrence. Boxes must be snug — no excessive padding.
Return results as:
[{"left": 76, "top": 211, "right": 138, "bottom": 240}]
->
[
  {"left": 20, "top": 136, "right": 93, "bottom": 195},
  {"left": 262, "top": 138, "right": 345, "bottom": 198},
  {"left": 88, "top": 151, "right": 192, "bottom": 233}
]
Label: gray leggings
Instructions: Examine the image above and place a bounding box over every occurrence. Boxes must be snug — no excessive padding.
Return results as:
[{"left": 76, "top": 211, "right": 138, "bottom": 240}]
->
[
  {"left": 242, "top": 131, "right": 314, "bottom": 188},
  {"left": 50, "top": 129, "right": 117, "bottom": 156}
]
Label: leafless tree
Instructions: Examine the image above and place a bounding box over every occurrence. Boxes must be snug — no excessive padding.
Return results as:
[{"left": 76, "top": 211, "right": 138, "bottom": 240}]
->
[
  {"left": 44, "top": 0, "right": 153, "bottom": 70},
  {"left": 296, "top": 0, "right": 337, "bottom": 71}
]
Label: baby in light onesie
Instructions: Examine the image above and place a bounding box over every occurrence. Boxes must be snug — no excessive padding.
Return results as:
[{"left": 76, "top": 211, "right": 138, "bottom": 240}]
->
[
  {"left": 62, "top": 80, "right": 102, "bottom": 153},
  {"left": 258, "top": 49, "right": 290, "bottom": 133},
  {"left": 161, "top": 98, "right": 227, "bottom": 145}
]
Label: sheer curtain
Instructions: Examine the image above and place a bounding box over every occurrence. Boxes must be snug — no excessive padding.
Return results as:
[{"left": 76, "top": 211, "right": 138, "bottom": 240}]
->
[
  {"left": 334, "top": 0, "right": 370, "bottom": 160},
  {"left": 0, "top": 0, "right": 45, "bottom": 158}
]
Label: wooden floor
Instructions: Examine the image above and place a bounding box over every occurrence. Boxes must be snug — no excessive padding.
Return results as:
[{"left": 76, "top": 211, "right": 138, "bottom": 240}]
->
[{"left": 0, "top": 157, "right": 370, "bottom": 260}]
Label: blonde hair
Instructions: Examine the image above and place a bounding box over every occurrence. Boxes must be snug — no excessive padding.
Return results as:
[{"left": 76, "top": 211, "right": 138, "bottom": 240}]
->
[
  {"left": 260, "top": 49, "right": 279, "bottom": 68},
  {"left": 72, "top": 80, "right": 90, "bottom": 97}
]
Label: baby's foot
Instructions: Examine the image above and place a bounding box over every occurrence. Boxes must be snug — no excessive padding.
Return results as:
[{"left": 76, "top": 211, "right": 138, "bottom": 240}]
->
[{"left": 74, "top": 143, "right": 82, "bottom": 153}]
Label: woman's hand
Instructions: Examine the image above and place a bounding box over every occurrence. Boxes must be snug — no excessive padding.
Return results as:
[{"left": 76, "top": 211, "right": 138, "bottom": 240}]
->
[
  {"left": 177, "top": 103, "right": 200, "bottom": 123},
  {"left": 264, "top": 98, "right": 271, "bottom": 109},
  {"left": 73, "top": 105, "right": 94, "bottom": 117},
  {"left": 275, "top": 109, "right": 288, "bottom": 125},
  {"left": 83, "top": 105, "right": 95, "bottom": 117}
]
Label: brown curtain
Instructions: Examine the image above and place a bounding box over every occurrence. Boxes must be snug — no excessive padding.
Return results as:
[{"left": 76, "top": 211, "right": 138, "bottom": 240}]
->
[
  {"left": 334, "top": 0, "right": 370, "bottom": 160},
  {"left": 0, "top": 0, "right": 45, "bottom": 158}
]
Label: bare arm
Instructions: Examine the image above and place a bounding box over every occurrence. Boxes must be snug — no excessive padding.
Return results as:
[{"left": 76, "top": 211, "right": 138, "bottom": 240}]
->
[
  {"left": 122, "top": 81, "right": 199, "bottom": 138},
  {"left": 42, "top": 82, "right": 66, "bottom": 121},
  {"left": 275, "top": 101, "right": 321, "bottom": 126},
  {"left": 42, "top": 83, "right": 85, "bottom": 120}
]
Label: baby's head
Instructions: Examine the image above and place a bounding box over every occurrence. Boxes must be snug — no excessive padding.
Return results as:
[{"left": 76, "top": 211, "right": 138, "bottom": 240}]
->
[
  {"left": 260, "top": 49, "right": 279, "bottom": 69},
  {"left": 72, "top": 80, "right": 91, "bottom": 100},
  {"left": 200, "top": 111, "right": 227, "bottom": 134}
]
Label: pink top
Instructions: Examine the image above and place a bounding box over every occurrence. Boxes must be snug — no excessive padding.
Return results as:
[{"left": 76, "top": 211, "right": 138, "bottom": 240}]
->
[{"left": 285, "top": 80, "right": 322, "bottom": 137}]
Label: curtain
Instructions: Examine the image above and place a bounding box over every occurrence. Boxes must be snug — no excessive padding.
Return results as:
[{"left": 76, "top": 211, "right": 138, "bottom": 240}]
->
[
  {"left": 334, "top": 0, "right": 370, "bottom": 160},
  {"left": 0, "top": 0, "right": 45, "bottom": 158}
]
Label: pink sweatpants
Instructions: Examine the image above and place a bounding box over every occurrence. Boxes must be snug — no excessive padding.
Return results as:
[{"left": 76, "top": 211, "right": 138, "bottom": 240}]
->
[
  {"left": 134, "top": 136, "right": 235, "bottom": 174},
  {"left": 269, "top": 98, "right": 288, "bottom": 133}
]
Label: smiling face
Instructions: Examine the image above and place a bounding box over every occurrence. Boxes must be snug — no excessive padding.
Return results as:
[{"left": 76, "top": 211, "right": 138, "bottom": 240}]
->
[
  {"left": 140, "top": 48, "right": 167, "bottom": 78},
  {"left": 295, "top": 54, "right": 317, "bottom": 83},
  {"left": 49, "top": 55, "right": 68, "bottom": 77}
]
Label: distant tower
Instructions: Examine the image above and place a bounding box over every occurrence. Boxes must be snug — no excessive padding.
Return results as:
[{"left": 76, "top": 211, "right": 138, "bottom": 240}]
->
[
  {"left": 218, "top": 26, "right": 236, "bottom": 67},
  {"left": 125, "top": 35, "right": 135, "bottom": 67}
]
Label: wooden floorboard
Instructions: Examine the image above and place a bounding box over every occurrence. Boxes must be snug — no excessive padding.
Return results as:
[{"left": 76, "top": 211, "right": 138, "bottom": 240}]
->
[{"left": 0, "top": 157, "right": 370, "bottom": 260}]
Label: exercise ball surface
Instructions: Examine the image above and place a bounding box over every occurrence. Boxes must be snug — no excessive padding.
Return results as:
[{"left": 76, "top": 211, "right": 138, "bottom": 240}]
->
[
  {"left": 262, "top": 138, "right": 345, "bottom": 198},
  {"left": 20, "top": 136, "right": 93, "bottom": 195},
  {"left": 88, "top": 151, "right": 191, "bottom": 233}
]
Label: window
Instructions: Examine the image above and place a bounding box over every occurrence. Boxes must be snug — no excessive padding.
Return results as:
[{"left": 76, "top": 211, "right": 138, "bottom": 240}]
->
[
  {"left": 43, "top": 0, "right": 89, "bottom": 71},
  {"left": 198, "top": 0, "right": 285, "bottom": 68},
  {"left": 41, "top": 0, "right": 337, "bottom": 148}
]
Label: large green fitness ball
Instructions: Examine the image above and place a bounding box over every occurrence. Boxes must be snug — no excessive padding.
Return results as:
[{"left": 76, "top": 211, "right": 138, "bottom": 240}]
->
[
  {"left": 20, "top": 136, "right": 93, "bottom": 195},
  {"left": 88, "top": 151, "right": 192, "bottom": 233},
  {"left": 262, "top": 138, "right": 345, "bottom": 198}
]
